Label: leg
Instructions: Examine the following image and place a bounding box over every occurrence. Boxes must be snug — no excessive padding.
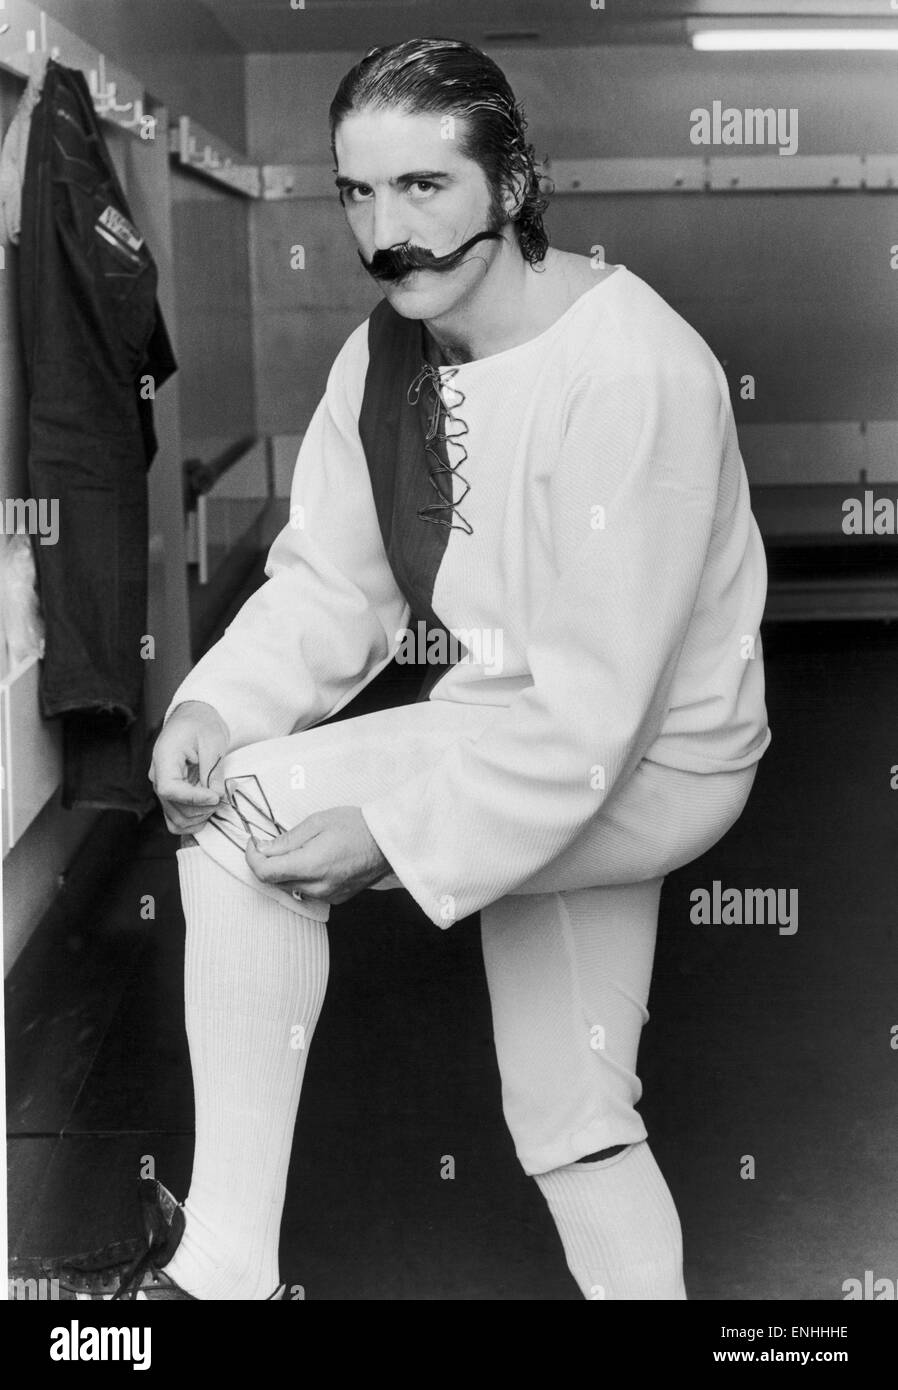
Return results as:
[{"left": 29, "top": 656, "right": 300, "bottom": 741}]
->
[
  {"left": 170, "top": 710, "right": 751, "bottom": 1296},
  {"left": 480, "top": 880, "right": 661, "bottom": 1177},
  {"left": 512, "top": 757, "right": 758, "bottom": 896},
  {"left": 162, "top": 846, "right": 329, "bottom": 1300},
  {"left": 187, "top": 698, "right": 500, "bottom": 918},
  {"left": 479, "top": 763, "right": 756, "bottom": 1298},
  {"left": 163, "top": 701, "right": 497, "bottom": 1297},
  {"left": 482, "top": 882, "right": 685, "bottom": 1300},
  {"left": 191, "top": 703, "right": 756, "bottom": 911},
  {"left": 533, "top": 1140, "right": 686, "bottom": 1301}
]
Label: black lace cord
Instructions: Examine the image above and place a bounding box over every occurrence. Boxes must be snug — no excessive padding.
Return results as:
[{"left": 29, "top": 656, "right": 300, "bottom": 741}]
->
[
  {"left": 110, "top": 1190, "right": 182, "bottom": 1299},
  {"left": 407, "top": 363, "right": 474, "bottom": 535},
  {"left": 111, "top": 1241, "right": 164, "bottom": 1300},
  {"left": 111, "top": 1239, "right": 282, "bottom": 1301}
]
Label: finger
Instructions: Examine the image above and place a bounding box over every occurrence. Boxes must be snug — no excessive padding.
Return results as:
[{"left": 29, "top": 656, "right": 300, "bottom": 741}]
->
[
  {"left": 244, "top": 837, "right": 320, "bottom": 884},
  {"left": 245, "top": 837, "right": 281, "bottom": 882},
  {"left": 164, "top": 811, "right": 206, "bottom": 835},
  {"left": 155, "top": 730, "right": 224, "bottom": 803},
  {"left": 161, "top": 800, "right": 222, "bottom": 833},
  {"left": 253, "top": 815, "right": 325, "bottom": 858},
  {"left": 175, "top": 804, "right": 218, "bottom": 825},
  {"left": 246, "top": 845, "right": 334, "bottom": 903},
  {"left": 155, "top": 781, "right": 222, "bottom": 809}
]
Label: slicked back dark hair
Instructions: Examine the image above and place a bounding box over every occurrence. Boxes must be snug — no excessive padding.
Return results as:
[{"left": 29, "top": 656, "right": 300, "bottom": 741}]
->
[{"left": 329, "top": 36, "right": 550, "bottom": 266}]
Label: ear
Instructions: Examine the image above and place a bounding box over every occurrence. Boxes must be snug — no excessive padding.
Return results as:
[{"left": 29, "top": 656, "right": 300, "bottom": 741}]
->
[{"left": 502, "top": 172, "right": 527, "bottom": 219}]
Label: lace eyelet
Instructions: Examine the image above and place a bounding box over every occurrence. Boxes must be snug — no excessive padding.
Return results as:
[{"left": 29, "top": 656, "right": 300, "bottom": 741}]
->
[{"left": 410, "top": 359, "right": 473, "bottom": 535}]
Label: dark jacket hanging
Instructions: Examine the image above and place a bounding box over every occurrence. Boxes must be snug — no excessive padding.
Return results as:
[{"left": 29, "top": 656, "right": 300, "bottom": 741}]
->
[{"left": 17, "top": 58, "right": 178, "bottom": 814}]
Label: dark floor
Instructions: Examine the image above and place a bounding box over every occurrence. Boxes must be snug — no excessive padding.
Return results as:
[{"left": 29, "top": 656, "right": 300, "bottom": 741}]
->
[{"left": 6, "top": 615, "right": 898, "bottom": 1300}]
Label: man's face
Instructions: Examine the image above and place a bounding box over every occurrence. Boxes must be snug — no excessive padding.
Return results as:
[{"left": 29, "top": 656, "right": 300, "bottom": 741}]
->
[{"left": 334, "top": 106, "right": 510, "bottom": 317}]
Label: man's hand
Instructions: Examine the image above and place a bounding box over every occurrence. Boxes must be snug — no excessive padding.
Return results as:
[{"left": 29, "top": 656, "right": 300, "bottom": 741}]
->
[
  {"left": 245, "top": 806, "right": 392, "bottom": 907},
  {"left": 148, "top": 701, "right": 230, "bottom": 835}
]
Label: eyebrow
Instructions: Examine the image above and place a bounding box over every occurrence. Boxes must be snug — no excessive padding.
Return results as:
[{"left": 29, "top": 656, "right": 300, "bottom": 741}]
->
[{"left": 334, "top": 170, "right": 451, "bottom": 191}]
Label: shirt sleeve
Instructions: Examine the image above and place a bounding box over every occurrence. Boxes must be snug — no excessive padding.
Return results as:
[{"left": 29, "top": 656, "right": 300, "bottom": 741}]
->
[
  {"left": 358, "top": 352, "right": 728, "bottom": 928},
  {"left": 162, "top": 324, "right": 410, "bottom": 749}
]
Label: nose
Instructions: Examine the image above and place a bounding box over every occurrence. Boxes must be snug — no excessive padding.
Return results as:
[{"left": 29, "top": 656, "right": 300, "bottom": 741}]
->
[{"left": 371, "top": 189, "right": 412, "bottom": 253}]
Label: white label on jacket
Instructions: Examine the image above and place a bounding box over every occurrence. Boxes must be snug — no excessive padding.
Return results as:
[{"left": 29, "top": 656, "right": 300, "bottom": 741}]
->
[{"left": 97, "top": 204, "right": 144, "bottom": 253}]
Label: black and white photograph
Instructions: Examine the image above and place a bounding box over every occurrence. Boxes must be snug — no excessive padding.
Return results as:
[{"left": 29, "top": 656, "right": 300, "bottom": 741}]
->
[{"left": 0, "top": 0, "right": 895, "bottom": 1342}]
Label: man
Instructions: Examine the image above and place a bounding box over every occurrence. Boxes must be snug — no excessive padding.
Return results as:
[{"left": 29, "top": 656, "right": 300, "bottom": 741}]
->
[{"left": 23, "top": 37, "right": 769, "bottom": 1300}]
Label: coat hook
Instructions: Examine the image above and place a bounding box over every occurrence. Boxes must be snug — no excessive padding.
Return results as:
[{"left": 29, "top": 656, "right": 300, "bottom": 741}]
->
[
  {"left": 119, "top": 98, "right": 145, "bottom": 130},
  {"left": 90, "top": 52, "right": 114, "bottom": 108},
  {"left": 103, "top": 82, "right": 134, "bottom": 113},
  {"left": 89, "top": 57, "right": 133, "bottom": 116}
]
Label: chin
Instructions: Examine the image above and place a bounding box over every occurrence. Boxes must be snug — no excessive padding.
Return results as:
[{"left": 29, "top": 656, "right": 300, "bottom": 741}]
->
[{"left": 380, "top": 271, "right": 463, "bottom": 320}]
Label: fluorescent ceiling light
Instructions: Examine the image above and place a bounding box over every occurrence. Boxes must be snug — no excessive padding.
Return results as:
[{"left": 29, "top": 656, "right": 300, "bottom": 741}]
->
[{"left": 692, "top": 30, "right": 898, "bottom": 51}]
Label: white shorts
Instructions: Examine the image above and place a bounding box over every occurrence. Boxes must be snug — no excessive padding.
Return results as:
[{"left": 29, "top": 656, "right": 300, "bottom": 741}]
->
[{"left": 187, "top": 698, "right": 758, "bottom": 1174}]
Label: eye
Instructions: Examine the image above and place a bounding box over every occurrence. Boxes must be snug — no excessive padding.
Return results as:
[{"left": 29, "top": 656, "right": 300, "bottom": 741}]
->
[
  {"left": 346, "top": 184, "right": 373, "bottom": 203},
  {"left": 409, "top": 180, "right": 438, "bottom": 197}
]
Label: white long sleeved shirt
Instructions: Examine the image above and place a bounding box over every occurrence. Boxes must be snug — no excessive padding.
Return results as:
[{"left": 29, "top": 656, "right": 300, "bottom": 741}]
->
[{"left": 164, "top": 264, "right": 771, "bottom": 927}]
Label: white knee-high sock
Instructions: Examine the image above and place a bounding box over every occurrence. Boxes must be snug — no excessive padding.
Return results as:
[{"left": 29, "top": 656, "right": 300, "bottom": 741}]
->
[
  {"left": 163, "top": 846, "right": 329, "bottom": 1300},
  {"left": 534, "top": 1141, "right": 687, "bottom": 1300}
]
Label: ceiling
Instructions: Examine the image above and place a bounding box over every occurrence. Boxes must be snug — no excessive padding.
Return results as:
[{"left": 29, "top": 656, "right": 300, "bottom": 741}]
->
[{"left": 197, "top": 0, "right": 898, "bottom": 53}]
